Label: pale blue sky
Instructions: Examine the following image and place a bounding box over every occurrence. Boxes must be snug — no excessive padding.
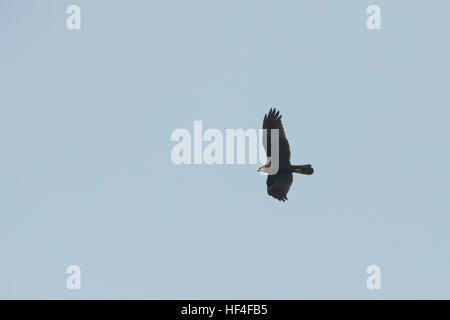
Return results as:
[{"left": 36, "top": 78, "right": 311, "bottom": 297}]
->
[{"left": 1, "top": 0, "right": 450, "bottom": 299}]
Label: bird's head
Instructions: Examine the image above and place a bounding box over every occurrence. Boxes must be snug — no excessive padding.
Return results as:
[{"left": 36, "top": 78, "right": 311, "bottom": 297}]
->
[{"left": 257, "top": 161, "right": 271, "bottom": 173}]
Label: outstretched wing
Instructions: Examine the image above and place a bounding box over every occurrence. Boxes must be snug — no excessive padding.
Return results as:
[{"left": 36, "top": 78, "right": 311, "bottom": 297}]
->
[
  {"left": 262, "top": 108, "right": 291, "bottom": 166},
  {"left": 267, "top": 173, "right": 293, "bottom": 202}
]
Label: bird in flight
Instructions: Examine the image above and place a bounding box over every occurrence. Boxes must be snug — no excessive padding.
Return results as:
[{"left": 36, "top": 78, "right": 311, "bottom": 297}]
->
[{"left": 258, "top": 108, "right": 313, "bottom": 201}]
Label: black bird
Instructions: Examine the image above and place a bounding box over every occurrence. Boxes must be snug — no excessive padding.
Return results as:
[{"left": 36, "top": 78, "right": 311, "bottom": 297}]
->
[{"left": 258, "top": 108, "right": 313, "bottom": 201}]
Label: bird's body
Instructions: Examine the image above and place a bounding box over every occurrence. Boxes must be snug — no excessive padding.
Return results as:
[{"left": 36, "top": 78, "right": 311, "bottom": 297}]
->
[{"left": 258, "top": 108, "right": 313, "bottom": 201}]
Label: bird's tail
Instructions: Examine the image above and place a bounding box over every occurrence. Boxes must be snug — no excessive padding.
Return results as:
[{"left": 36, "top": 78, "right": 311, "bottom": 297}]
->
[{"left": 292, "top": 164, "right": 314, "bottom": 175}]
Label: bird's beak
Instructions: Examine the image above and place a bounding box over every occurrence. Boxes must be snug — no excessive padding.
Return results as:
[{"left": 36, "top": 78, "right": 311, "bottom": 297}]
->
[{"left": 257, "top": 162, "right": 270, "bottom": 172}]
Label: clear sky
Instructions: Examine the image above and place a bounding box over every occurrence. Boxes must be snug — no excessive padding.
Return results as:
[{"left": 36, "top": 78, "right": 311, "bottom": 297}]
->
[{"left": 1, "top": 0, "right": 450, "bottom": 299}]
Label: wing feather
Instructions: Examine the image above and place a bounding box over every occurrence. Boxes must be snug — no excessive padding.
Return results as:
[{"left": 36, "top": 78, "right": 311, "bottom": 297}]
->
[
  {"left": 267, "top": 173, "right": 293, "bottom": 202},
  {"left": 262, "top": 108, "right": 291, "bottom": 166}
]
